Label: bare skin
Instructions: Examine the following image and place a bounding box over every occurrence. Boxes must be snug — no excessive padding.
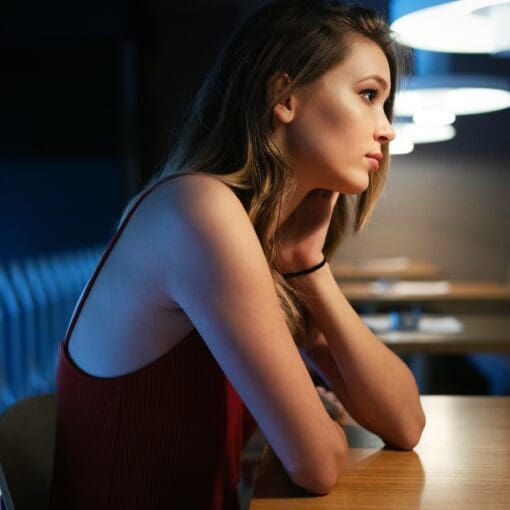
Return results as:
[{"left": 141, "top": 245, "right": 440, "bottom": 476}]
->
[{"left": 66, "top": 36, "right": 425, "bottom": 495}]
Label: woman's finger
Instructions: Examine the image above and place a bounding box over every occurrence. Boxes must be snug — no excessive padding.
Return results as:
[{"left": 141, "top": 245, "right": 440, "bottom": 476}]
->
[
  {"left": 317, "top": 390, "right": 345, "bottom": 420},
  {"left": 324, "top": 390, "right": 340, "bottom": 403},
  {"left": 328, "top": 190, "right": 340, "bottom": 206}
]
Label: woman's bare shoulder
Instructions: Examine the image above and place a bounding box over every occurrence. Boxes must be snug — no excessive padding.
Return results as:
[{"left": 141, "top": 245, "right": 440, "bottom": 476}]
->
[
  {"left": 154, "top": 173, "right": 248, "bottom": 226},
  {"left": 158, "top": 172, "right": 240, "bottom": 202},
  {"left": 135, "top": 172, "right": 251, "bottom": 265}
]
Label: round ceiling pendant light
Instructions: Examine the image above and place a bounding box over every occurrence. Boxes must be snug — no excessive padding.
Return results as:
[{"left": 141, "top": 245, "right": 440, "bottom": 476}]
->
[
  {"left": 412, "top": 110, "right": 456, "bottom": 126},
  {"left": 390, "top": 137, "right": 415, "bottom": 155},
  {"left": 390, "top": 122, "right": 456, "bottom": 154},
  {"left": 394, "top": 75, "right": 510, "bottom": 117},
  {"left": 393, "top": 122, "right": 456, "bottom": 144},
  {"left": 390, "top": 0, "right": 510, "bottom": 54}
]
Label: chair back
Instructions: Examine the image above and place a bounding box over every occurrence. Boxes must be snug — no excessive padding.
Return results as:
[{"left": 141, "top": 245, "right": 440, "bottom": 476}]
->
[
  {"left": 1, "top": 461, "right": 15, "bottom": 510},
  {"left": 0, "top": 394, "right": 56, "bottom": 510}
]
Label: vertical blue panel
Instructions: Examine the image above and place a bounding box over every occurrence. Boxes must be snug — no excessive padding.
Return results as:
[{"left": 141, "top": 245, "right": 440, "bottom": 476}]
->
[
  {"left": 8, "top": 261, "right": 43, "bottom": 396},
  {"left": 0, "top": 245, "right": 107, "bottom": 409},
  {"left": 0, "top": 265, "right": 26, "bottom": 401},
  {"left": 34, "top": 258, "right": 62, "bottom": 388},
  {"left": 23, "top": 258, "right": 52, "bottom": 392}
]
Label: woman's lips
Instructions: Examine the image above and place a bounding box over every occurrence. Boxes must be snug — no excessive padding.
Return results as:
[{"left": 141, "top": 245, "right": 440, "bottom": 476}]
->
[
  {"left": 365, "top": 156, "right": 380, "bottom": 171},
  {"left": 365, "top": 152, "right": 383, "bottom": 171}
]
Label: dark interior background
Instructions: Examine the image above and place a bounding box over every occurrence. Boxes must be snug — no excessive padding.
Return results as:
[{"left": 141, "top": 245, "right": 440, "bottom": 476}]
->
[
  {"left": 2, "top": 0, "right": 509, "bottom": 263},
  {"left": 1, "top": 1, "right": 509, "bottom": 398}
]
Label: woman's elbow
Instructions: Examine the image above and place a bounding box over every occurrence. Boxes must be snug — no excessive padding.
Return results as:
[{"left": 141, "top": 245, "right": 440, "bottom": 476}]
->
[
  {"left": 407, "top": 405, "right": 427, "bottom": 449},
  {"left": 289, "top": 442, "right": 348, "bottom": 495},
  {"left": 390, "top": 409, "right": 426, "bottom": 450},
  {"left": 290, "top": 464, "right": 338, "bottom": 495}
]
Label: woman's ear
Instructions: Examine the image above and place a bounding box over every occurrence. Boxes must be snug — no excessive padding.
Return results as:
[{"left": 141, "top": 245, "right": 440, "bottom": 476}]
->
[{"left": 268, "top": 72, "right": 297, "bottom": 125}]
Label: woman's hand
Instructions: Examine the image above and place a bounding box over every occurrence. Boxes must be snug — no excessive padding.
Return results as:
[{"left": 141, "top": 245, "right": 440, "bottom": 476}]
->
[
  {"left": 273, "top": 189, "right": 339, "bottom": 274},
  {"left": 316, "top": 385, "right": 345, "bottom": 420}
]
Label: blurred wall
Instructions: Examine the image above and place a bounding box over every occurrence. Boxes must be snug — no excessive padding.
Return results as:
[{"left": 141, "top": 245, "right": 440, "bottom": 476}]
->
[
  {"left": 136, "top": 1, "right": 244, "bottom": 183},
  {"left": 333, "top": 149, "right": 510, "bottom": 282},
  {"left": 0, "top": 1, "right": 126, "bottom": 263},
  {"left": 0, "top": 160, "right": 123, "bottom": 261}
]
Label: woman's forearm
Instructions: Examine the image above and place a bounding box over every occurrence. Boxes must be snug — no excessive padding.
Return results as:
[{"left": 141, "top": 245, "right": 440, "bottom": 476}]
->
[{"left": 292, "top": 263, "right": 426, "bottom": 449}]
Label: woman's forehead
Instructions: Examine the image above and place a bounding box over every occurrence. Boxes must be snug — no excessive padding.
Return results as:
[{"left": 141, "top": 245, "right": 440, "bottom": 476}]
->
[{"left": 326, "top": 37, "right": 391, "bottom": 88}]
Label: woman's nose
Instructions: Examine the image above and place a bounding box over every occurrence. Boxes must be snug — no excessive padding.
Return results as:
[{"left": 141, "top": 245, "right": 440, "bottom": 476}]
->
[{"left": 375, "top": 116, "right": 396, "bottom": 144}]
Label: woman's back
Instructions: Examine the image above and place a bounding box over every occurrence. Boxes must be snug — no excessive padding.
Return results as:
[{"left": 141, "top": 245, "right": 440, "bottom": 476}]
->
[
  {"left": 49, "top": 174, "right": 258, "bottom": 509},
  {"left": 66, "top": 174, "right": 196, "bottom": 378}
]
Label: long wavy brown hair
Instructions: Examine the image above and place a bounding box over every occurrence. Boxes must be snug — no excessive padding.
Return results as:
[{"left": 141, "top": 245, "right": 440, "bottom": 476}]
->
[{"left": 120, "top": 0, "right": 410, "bottom": 348}]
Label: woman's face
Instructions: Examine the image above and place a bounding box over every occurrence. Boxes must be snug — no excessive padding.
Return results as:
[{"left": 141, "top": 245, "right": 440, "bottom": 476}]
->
[{"left": 278, "top": 36, "right": 395, "bottom": 195}]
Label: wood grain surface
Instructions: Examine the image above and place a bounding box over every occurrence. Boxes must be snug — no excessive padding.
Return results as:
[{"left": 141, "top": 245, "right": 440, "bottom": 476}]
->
[{"left": 250, "top": 396, "right": 510, "bottom": 509}]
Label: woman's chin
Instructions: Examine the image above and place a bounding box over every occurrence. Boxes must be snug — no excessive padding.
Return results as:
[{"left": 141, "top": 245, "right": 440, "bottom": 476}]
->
[
  {"left": 334, "top": 177, "right": 370, "bottom": 195},
  {"left": 318, "top": 168, "right": 370, "bottom": 195}
]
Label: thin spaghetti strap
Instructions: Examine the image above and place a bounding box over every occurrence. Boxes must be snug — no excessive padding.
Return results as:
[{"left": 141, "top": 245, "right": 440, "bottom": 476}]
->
[{"left": 62, "top": 173, "right": 186, "bottom": 348}]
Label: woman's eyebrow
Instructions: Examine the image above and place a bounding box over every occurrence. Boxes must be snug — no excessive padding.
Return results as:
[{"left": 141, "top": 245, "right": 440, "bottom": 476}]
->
[{"left": 356, "top": 74, "right": 388, "bottom": 90}]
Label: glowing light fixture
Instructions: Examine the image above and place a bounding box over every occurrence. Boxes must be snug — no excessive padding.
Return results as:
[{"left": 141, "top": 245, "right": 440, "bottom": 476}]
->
[
  {"left": 393, "top": 122, "right": 456, "bottom": 144},
  {"left": 413, "top": 110, "right": 456, "bottom": 126},
  {"left": 391, "top": 0, "right": 510, "bottom": 54},
  {"left": 389, "top": 1, "right": 510, "bottom": 151},
  {"left": 394, "top": 75, "right": 510, "bottom": 117},
  {"left": 390, "top": 137, "right": 415, "bottom": 155},
  {"left": 396, "top": 87, "right": 510, "bottom": 116},
  {"left": 390, "top": 121, "right": 456, "bottom": 154}
]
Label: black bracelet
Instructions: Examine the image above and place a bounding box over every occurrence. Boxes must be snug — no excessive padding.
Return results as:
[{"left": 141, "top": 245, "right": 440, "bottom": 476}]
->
[{"left": 282, "top": 256, "right": 327, "bottom": 279}]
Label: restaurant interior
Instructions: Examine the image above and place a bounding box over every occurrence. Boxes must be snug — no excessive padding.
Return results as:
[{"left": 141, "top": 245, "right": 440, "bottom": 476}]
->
[{"left": 1, "top": 1, "right": 509, "bottom": 509}]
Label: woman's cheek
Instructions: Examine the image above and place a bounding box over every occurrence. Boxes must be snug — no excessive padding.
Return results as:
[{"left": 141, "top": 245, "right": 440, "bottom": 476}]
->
[{"left": 287, "top": 121, "right": 325, "bottom": 164}]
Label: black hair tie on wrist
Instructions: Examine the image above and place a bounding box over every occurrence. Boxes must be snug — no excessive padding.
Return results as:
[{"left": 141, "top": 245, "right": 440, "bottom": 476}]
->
[{"left": 282, "top": 256, "right": 327, "bottom": 279}]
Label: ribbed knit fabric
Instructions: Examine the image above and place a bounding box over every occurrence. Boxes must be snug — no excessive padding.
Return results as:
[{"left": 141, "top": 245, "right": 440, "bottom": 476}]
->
[{"left": 48, "top": 174, "right": 258, "bottom": 509}]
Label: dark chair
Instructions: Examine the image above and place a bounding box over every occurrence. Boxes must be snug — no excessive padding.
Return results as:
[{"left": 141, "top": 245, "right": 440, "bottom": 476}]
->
[{"left": 0, "top": 394, "right": 56, "bottom": 510}]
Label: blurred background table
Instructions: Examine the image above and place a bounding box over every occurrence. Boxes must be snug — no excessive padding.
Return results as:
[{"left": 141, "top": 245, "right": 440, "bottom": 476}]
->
[
  {"left": 249, "top": 396, "right": 510, "bottom": 510},
  {"left": 331, "top": 257, "right": 441, "bottom": 281},
  {"left": 365, "top": 314, "right": 510, "bottom": 354},
  {"left": 340, "top": 280, "right": 510, "bottom": 314},
  {"left": 337, "top": 279, "right": 510, "bottom": 394}
]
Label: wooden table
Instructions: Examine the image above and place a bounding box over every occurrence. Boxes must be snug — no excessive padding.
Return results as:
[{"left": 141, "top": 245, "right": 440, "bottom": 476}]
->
[
  {"left": 331, "top": 258, "right": 441, "bottom": 281},
  {"left": 375, "top": 314, "right": 510, "bottom": 354},
  {"left": 340, "top": 281, "right": 510, "bottom": 313},
  {"left": 249, "top": 396, "right": 510, "bottom": 510}
]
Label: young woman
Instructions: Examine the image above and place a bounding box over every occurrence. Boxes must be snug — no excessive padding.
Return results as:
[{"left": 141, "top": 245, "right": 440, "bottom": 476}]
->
[{"left": 49, "top": 1, "right": 425, "bottom": 508}]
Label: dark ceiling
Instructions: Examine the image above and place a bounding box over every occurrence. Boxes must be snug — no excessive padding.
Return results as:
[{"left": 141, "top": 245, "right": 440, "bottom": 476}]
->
[{"left": 1, "top": 0, "right": 508, "bottom": 163}]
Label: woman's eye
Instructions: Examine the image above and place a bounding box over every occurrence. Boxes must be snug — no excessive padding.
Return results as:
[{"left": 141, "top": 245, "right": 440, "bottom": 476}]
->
[{"left": 360, "top": 89, "right": 379, "bottom": 103}]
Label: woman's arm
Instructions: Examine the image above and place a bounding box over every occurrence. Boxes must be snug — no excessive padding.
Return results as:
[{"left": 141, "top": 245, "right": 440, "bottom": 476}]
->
[
  {"left": 292, "top": 263, "right": 426, "bottom": 450},
  {"left": 158, "top": 175, "right": 347, "bottom": 494},
  {"left": 274, "top": 188, "right": 424, "bottom": 449}
]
